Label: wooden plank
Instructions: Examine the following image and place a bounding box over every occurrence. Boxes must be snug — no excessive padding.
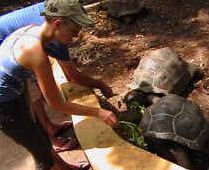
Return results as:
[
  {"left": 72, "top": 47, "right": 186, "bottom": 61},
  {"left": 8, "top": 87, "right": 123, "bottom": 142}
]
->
[{"left": 52, "top": 60, "right": 187, "bottom": 170}]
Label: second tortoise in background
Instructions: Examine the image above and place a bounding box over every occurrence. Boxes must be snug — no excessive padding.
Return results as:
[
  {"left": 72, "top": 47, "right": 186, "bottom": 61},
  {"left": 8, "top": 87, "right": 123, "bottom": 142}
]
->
[{"left": 125, "top": 47, "right": 199, "bottom": 107}]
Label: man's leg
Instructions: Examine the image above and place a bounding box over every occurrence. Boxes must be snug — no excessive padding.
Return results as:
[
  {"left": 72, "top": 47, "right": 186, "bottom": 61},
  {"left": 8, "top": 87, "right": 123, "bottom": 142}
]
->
[
  {"left": 32, "top": 98, "right": 79, "bottom": 152},
  {"left": 25, "top": 77, "right": 79, "bottom": 152}
]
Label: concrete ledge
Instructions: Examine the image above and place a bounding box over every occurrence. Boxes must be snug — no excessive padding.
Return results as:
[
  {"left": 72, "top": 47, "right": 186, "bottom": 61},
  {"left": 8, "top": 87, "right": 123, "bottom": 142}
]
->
[{"left": 52, "top": 59, "right": 187, "bottom": 170}]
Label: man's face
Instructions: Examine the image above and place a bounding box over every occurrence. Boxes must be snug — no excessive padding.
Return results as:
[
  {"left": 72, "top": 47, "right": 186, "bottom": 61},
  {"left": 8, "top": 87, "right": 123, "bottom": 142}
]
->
[{"left": 55, "top": 18, "right": 82, "bottom": 45}]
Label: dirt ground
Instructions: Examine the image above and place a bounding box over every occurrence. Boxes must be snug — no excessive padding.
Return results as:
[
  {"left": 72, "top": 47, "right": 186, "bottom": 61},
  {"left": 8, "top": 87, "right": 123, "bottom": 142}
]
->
[
  {"left": 71, "top": 0, "right": 209, "bottom": 120},
  {"left": 1, "top": 0, "right": 209, "bottom": 169}
]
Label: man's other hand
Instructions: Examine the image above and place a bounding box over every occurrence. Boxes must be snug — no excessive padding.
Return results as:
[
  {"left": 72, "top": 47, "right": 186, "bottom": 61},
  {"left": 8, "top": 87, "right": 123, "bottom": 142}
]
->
[{"left": 98, "top": 108, "right": 118, "bottom": 126}]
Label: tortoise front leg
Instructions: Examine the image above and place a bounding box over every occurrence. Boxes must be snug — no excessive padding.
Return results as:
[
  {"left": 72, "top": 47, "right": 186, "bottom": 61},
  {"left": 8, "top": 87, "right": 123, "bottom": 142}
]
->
[{"left": 169, "top": 147, "right": 194, "bottom": 170}]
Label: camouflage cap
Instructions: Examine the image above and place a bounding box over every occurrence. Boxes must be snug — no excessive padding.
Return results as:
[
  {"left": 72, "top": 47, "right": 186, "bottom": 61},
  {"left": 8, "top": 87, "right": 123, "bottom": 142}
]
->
[{"left": 41, "top": 0, "right": 94, "bottom": 27}]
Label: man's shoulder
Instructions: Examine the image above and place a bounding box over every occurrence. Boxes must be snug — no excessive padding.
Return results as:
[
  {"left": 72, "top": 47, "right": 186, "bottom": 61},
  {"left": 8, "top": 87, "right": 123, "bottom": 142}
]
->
[{"left": 19, "top": 41, "right": 48, "bottom": 70}]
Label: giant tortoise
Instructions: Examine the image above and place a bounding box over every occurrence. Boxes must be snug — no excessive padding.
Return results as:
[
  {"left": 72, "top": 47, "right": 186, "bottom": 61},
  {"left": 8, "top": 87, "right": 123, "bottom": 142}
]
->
[
  {"left": 106, "top": 0, "right": 142, "bottom": 18},
  {"left": 125, "top": 47, "right": 197, "bottom": 106},
  {"left": 139, "top": 94, "right": 209, "bottom": 170},
  {"left": 105, "top": 0, "right": 148, "bottom": 23}
]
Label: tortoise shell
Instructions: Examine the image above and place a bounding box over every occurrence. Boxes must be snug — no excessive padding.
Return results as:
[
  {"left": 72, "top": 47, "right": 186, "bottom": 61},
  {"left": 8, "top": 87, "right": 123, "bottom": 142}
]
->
[
  {"left": 106, "top": 0, "right": 143, "bottom": 18},
  {"left": 129, "top": 47, "right": 194, "bottom": 95},
  {"left": 139, "top": 94, "right": 209, "bottom": 153}
]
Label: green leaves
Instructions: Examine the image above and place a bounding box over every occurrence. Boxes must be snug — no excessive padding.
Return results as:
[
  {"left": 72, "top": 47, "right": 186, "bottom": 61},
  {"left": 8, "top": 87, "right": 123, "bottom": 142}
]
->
[
  {"left": 117, "top": 121, "right": 148, "bottom": 149},
  {"left": 128, "top": 100, "right": 145, "bottom": 114},
  {"left": 114, "top": 99, "right": 147, "bottom": 149}
]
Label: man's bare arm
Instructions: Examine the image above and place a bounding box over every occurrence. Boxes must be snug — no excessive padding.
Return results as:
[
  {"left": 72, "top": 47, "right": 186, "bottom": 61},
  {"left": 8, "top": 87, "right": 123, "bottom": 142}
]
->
[{"left": 57, "top": 60, "right": 114, "bottom": 97}]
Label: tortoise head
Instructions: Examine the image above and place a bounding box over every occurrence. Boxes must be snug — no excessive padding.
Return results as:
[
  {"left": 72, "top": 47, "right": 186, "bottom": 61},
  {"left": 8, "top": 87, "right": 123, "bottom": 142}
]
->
[{"left": 123, "top": 90, "right": 162, "bottom": 107}]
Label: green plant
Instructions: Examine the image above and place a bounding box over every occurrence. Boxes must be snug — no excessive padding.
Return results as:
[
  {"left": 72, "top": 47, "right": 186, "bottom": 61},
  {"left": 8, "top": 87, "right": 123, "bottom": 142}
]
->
[
  {"left": 121, "top": 100, "right": 145, "bottom": 123},
  {"left": 117, "top": 121, "right": 148, "bottom": 149},
  {"left": 128, "top": 101, "right": 145, "bottom": 114}
]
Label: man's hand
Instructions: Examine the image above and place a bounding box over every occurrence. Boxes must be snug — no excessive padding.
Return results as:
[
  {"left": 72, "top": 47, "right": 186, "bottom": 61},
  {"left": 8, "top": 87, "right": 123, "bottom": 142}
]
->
[{"left": 98, "top": 108, "right": 118, "bottom": 126}]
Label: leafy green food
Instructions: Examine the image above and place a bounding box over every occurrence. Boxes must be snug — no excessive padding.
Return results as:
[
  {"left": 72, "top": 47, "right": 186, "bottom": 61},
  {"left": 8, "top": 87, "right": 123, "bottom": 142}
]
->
[
  {"left": 128, "top": 100, "right": 145, "bottom": 114},
  {"left": 116, "top": 121, "right": 148, "bottom": 149}
]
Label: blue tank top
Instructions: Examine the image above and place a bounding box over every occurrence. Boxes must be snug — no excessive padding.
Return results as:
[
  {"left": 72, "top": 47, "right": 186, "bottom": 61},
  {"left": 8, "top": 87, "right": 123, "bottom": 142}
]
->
[{"left": 0, "top": 25, "right": 71, "bottom": 102}]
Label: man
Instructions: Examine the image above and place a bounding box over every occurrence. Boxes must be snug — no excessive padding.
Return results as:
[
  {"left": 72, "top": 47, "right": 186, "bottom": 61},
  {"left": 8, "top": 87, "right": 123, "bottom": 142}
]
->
[{"left": 0, "top": 0, "right": 118, "bottom": 169}]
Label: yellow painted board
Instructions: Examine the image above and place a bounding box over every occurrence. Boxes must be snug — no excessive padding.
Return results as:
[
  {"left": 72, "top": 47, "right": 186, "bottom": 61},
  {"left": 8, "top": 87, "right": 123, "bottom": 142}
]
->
[{"left": 52, "top": 59, "right": 187, "bottom": 170}]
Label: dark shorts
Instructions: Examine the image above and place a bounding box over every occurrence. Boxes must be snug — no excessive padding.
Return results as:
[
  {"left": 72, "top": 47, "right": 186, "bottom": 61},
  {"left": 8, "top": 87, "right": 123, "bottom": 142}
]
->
[{"left": 0, "top": 95, "right": 54, "bottom": 170}]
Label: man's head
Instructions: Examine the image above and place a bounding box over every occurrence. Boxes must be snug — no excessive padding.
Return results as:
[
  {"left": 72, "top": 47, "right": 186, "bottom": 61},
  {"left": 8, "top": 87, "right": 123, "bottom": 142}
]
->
[{"left": 41, "top": 0, "right": 94, "bottom": 43}]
